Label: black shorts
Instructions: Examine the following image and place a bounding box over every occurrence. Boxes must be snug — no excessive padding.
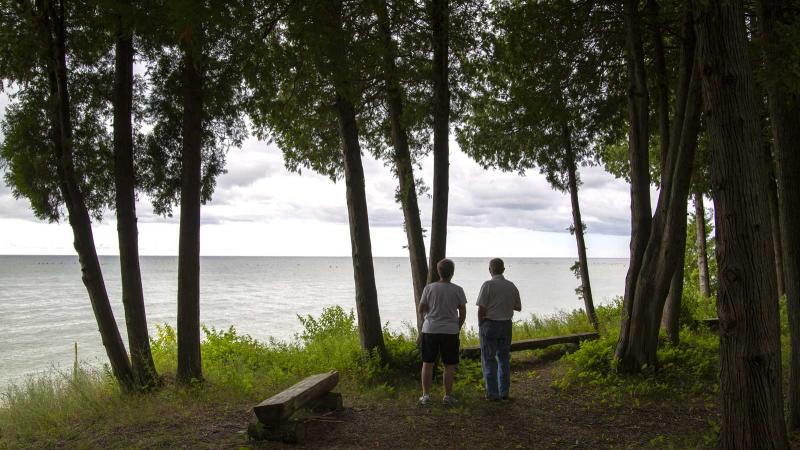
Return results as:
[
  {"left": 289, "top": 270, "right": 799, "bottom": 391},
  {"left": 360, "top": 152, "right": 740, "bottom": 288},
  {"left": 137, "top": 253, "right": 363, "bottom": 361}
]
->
[{"left": 421, "top": 333, "right": 460, "bottom": 365}]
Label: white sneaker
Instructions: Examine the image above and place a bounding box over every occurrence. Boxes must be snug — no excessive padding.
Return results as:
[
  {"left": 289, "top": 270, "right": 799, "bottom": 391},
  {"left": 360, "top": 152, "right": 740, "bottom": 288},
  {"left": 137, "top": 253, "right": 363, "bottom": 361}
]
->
[
  {"left": 442, "top": 395, "right": 458, "bottom": 406},
  {"left": 418, "top": 394, "right": 430, "bottom": 405}
]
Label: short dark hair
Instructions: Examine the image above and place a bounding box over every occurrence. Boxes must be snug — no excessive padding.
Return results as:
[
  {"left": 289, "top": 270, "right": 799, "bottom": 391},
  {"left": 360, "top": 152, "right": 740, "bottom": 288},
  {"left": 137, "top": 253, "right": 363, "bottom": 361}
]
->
[
  {"left": 489, "top": 258, "right": 505, "bottom": 275},
  {"left": 437, "top": 258, "right": 455, "bottom": 280}
]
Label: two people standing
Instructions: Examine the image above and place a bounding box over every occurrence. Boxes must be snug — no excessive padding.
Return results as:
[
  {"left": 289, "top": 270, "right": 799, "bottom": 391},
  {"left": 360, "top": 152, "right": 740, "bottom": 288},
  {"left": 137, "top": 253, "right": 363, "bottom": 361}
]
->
[{"left": 418, "top": 257, "right": 521, "bottom": 405}]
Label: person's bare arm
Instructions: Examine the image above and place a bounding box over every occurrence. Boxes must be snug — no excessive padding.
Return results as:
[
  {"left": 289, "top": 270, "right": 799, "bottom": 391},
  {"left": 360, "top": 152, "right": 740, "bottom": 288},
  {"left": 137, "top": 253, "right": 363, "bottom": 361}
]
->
[
  {"left": 478, "top": 305, "right": 487, "bottom": 324},
  {"left": 458, "top": 304, "right": 467, "bottom": 329},
  {"left": 419, "top": 302, "right": 429, "bottom": 319}
]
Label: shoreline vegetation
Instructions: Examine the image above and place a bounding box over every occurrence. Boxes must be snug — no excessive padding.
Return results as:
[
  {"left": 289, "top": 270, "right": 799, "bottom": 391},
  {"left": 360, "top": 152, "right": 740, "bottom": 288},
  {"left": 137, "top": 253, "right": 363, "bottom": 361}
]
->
[{"left": 0, "top": 292, "right": 751, "bottom": 449}]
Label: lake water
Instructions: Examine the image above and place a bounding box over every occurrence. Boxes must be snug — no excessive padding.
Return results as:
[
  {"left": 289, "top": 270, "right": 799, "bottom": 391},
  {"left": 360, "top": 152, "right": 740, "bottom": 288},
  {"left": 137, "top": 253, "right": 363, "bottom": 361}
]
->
[{"left": 0, "top": 255, "right": 628, "bottom": 387}]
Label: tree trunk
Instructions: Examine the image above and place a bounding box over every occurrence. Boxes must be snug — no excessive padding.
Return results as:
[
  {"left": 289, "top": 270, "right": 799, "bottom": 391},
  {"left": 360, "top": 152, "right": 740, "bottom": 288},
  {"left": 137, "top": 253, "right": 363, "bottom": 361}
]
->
[
  {"left": 334, "top": 94, "right": 387, "bottom": 359},
  {"left": 696, "top": 0, "right": 788, "bottom": 444},
  {"left": 616, "top": 2, "right": 701, "bottom": 371},
  {"left": 756, "top": 0, "right": 800, "bottom": 431},
  {"left": 374, "top": 0, "right": 428, "bottom": 330},
  {"left": 563, "top": 125, "right": 598, "bottom": 331},
  {"left": 662, "top": 204, "right": 688, "bottom": 346},
  {"left": 693, "top": 192, "right": 711, "bottom": 297},
  {"left": 427, "top": 0, "right": 450, "bottom": 283},
  {"left": 42, "top": 0, "right": 134, "bottom": 391},
  {"left": 645, "top": 0, "right": 670, "bottom": 178},
  {"left": 176, "top": 38, "right": 203, "bottom": 384},
  {"left": 765, "top": 152, "right": 785, "bottom": 298},
  {"left": 616, "top": 0, "right": 652, "bottom": 359},
  {"left": 113, "top": 14, "right": 158, "bottom": 389}
]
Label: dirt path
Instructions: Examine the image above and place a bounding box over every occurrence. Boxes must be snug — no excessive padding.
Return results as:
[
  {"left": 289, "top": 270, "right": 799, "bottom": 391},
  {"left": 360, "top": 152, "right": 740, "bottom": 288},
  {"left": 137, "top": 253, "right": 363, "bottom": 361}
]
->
[{"left": 244, "top": 359, "right": 716, "bottom": 449}]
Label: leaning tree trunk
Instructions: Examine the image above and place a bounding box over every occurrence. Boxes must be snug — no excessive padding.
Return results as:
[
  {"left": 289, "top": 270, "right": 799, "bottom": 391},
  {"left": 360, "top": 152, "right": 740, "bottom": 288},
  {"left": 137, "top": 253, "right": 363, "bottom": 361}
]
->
[
  {"left": 693, "top": 192, "right": 711, "bottom": 297},
  {"left": 616, "top": 2, "right": 700, "bottom": 371},
  {"left": 112, "top": 15, "right": 158, "bottom": 389},
  {"left": 662, "top": 203, "right": 688, "bottom": 345},
  {"left": 334, "top": 94, "right": 387, "bottom": 359},
  {"left": 616, "top": 0, "right": 652, "bottom": 359},
  {"left": 176, "top": 37, "right": 204, "bottom": 384},
  {"left": 43, "top": 0, "right": 134, "bottom": 391},
  {"left": 563, "top": 125, "right": 598, "bottom": 331},
  {"left": 427, "top": 0, "right": 450, "bottom": 283},
  {"left": 756, "top": 0, "right": 800, "bottom": 431},
  {"left": 374, "top": 0, "right": 428, "bottom": 330},
  {"left": 696, "top": 0, "right": 789, "bottom": 444}
]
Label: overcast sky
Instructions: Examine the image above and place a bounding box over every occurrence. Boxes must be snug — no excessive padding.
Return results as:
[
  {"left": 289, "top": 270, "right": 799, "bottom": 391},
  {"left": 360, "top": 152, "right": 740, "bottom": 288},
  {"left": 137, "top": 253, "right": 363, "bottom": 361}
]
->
[{"left": 0, "top": 92, "right": 638, "bottom": 258}]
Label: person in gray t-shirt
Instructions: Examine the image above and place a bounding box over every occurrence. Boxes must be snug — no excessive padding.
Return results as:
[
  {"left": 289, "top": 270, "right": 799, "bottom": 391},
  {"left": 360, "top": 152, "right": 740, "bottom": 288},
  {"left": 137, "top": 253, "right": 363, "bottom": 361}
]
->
[
  {"left": 476, "top": 258, "right": 521, "bottom": 400},
  {"left": 418, "top": 258, "right": 467, "bottom": 406}
]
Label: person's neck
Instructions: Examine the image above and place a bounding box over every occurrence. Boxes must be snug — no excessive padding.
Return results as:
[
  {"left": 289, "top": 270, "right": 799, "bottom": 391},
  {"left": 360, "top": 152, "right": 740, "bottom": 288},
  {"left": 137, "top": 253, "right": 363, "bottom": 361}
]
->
[{"left": 440, "top": 278, "right": 452, "bottom": 283}]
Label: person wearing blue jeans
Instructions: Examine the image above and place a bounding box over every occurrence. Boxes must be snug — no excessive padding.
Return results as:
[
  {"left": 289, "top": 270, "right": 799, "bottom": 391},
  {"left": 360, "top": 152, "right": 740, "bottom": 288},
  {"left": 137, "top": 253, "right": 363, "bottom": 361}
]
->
[{"left": 476, "top": 258, "right": 521, "bottom": 400}]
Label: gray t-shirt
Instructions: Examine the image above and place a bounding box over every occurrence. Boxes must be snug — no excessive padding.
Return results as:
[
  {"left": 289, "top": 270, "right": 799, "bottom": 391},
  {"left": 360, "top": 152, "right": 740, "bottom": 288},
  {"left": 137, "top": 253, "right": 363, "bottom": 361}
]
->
[
  {"left": 420, "top": 281, "right": 467, "bottom": 334},
  {"left": 476, "top": 274, "right": 521, "bottom": 321}
]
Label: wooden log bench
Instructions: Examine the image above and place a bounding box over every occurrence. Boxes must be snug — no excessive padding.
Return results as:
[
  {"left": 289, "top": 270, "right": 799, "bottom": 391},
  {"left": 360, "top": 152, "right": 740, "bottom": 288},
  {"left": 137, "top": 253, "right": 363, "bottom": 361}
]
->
[
  {"left": 248, "top": 371, "right": 342, "bottom": 444},
  {"left": 460, "top": 331, "right": 600, "bottom": 359}
]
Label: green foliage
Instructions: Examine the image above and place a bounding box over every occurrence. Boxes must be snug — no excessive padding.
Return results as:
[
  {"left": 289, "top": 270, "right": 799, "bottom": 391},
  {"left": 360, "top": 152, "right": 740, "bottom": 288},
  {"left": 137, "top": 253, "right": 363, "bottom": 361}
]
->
[
  {"left": 555, "top": 293, "right": 720, "bottom": 406},
  {"left": 683, "top": 201, "right": 718, "bottom": 297},
  {"left": 554, "top": 328, "right": 719, "bottom": 403}
]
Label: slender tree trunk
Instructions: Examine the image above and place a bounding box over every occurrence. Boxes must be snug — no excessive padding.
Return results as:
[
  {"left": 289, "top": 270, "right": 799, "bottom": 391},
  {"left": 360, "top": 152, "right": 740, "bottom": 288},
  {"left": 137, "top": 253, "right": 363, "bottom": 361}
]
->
[
  {"left": 563, "top": 125, "right": 598, "bottom": 331},
  {"left": 334, "top": 94, "right": 387, "bottom": 359},
  {"left": 374, "top": 0, "right": 428, "bottom": 330},
  {"left": 693, "top": 192, "right": 711, "bottom": 297},
  {"left": 765, "top": 154, "right": 785, "bottom": 298},
  {"left": 756, "top": 0, "right": 800, "bottom": 431},
  {"left": 113, "top": 15, "right": 158, "bottom": 389},
  {"left": 662, "top": 204, "right": 688, "bottom": 345},
  {"left": 646, "top": 0, "right": 670, "bottom": 177},
  {"left": 696, "top": 0, "right": 788, "bottom": 444},
  {"left": 176, "top": 38, "right": 203, "bottom": 384},
  {"left": 427, "top": 0, "right": 450, "bottom": 283},
  {"left": 617, "top": 3, "right": 701, "bottom": 371},
  {"left": 42, "top": 0, "right": 134, "bottom": 391},
  {"left": 616, "top": 0, "right": 652, "bottom": 359}
]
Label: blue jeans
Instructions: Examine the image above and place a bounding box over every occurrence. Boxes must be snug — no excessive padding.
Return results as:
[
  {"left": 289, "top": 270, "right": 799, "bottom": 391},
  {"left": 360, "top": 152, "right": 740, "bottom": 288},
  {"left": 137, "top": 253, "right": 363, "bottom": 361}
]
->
[{"left": 479, "top": 319, "right": 512, "bottom": 399}]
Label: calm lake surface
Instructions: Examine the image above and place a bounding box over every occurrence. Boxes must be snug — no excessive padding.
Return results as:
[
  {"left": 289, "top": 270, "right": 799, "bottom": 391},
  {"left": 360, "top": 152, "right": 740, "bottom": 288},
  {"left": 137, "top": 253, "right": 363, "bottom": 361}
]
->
[{"left": 0, "top": 255, "right": 628, "bottom": 387}]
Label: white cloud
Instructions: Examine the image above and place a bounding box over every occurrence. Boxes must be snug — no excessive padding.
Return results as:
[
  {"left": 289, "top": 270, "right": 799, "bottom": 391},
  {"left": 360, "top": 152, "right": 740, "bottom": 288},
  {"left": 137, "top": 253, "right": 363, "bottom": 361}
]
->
[{"left": 0, "top": 90, "right": 639, "bottom": 257}]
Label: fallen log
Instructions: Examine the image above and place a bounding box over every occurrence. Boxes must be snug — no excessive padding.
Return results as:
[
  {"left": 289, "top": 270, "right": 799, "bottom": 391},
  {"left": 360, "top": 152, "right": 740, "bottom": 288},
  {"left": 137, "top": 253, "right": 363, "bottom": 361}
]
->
[{"left": 460, "top": 332, "right": 599, "bottom": 359}]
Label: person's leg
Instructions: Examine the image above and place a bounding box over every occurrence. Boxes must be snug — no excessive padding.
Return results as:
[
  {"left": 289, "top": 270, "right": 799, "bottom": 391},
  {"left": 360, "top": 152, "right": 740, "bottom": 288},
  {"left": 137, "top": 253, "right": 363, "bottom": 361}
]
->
[
  {"left": 420, "top": 333, "right": 437, "bottom": 400},
  {"left": 497, "top": 321, "right": 512, "bottom": 399},
  {"left": 443, "top": 364, "right": 456, "bottom": 396},
  {"left": 480, "top": 322, "right": 500, "bottom": 400},
  {"left": 421, "top": 362, "right": 434, "bottom": 396}
]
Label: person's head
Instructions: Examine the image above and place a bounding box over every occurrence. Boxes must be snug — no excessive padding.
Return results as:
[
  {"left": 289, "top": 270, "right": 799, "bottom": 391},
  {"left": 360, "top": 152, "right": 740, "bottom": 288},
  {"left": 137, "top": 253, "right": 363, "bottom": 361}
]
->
[
  {"left": 437, "top": 258, "right": 455, "bottom": 281},
  {"left": 489, "top": 258, "right": 505, "bottom": 276}
]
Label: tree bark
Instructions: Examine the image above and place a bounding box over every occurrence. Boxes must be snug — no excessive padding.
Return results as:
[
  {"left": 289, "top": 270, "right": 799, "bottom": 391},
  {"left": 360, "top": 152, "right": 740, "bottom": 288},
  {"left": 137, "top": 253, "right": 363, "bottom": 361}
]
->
[
  {"left": 616, "top": 0, "right": 652, "bottom": 359},
  {"left": 42, "top": 0, "right": 134, "bottom": 391},
  {"left": 756, "top": 0, "right": 800, "bottom": 431},
  {"left": 176, "top": 37, "right": 204, "bottom": 384},
  {"left": 334, "top": 94, "right": 387, "bottom": 359},
  {"left": 113, "top": 14, "right": 158, "bottom": 389},
  {"left": 427, "top": 0, "right": 450, "bottom": 283},
  {"left": 693, "top": 191, "right": 711, "bottom": 297},
  {"left": 616, "top": 2, "right": 701, "bottom": 371},
  {"left": 563, "top": 125, "right": 598, "bottom": 331},
  {"left": 662, "top": 205, "right": 688, "bottom": 346},
  {"left": 374, "top": 0, "right": 428, "bottom": 330},
  {"left": 696, "top": 0, "right": 788, "bottom": 444}
]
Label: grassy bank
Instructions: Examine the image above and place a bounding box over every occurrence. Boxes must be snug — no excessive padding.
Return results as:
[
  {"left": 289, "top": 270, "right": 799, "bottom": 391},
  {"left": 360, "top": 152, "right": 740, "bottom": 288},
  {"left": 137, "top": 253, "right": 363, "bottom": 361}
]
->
[{"left": 0, "top": 296, "right": 726, "bottom": 449}]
